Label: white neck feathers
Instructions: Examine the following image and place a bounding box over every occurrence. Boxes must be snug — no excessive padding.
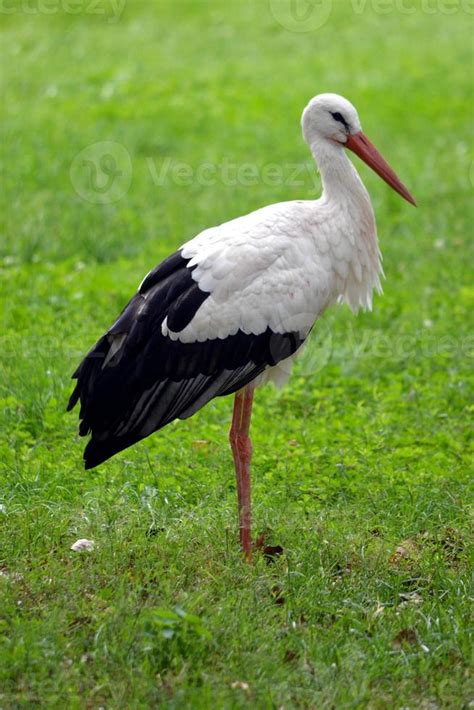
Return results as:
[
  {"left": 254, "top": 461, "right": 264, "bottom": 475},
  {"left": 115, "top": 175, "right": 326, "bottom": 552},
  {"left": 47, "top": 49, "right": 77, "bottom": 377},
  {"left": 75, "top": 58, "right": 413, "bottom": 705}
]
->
[{"left": 310, "top": 137, "right": 383, "bottom": 313}]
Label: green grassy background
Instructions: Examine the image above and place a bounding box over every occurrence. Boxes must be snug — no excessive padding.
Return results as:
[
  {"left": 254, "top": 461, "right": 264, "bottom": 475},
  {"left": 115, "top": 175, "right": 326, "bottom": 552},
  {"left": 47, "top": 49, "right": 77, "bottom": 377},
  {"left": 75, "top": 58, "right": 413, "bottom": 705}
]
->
[{"left": 1, "top": 1, "right": 473, "bottom": 707}]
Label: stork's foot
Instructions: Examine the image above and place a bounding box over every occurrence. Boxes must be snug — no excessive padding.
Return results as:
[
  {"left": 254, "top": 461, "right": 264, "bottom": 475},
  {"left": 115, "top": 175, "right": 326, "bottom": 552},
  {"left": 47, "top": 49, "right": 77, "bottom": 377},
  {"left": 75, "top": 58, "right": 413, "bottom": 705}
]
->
[
  {"left": 255, "top": 531, "right": 284, "bottom": 564},
  {"left": 238, "top": 532, "right": 283, "bottom": 564}
]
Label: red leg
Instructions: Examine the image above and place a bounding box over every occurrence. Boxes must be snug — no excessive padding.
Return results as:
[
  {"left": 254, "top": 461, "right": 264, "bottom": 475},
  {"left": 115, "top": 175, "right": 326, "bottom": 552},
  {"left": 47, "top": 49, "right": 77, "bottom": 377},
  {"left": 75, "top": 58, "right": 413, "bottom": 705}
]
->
[{"left": 229, "top": 386, "right": 254, "bottom": 562}]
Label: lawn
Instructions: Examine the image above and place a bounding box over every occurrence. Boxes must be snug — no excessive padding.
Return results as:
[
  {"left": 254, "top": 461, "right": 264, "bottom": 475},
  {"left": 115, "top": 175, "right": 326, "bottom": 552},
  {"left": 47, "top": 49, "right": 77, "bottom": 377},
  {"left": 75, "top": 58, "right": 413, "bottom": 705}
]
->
[{"left": 0, "top": 0, "right": 473, "bottom": 707}]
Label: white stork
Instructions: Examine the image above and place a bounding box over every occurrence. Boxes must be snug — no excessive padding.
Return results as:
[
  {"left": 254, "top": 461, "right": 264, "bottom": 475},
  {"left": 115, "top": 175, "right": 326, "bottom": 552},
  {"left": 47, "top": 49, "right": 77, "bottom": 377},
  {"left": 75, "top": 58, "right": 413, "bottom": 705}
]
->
[{"left": 68, "top": 93, "right": 415, "bottom": 560}]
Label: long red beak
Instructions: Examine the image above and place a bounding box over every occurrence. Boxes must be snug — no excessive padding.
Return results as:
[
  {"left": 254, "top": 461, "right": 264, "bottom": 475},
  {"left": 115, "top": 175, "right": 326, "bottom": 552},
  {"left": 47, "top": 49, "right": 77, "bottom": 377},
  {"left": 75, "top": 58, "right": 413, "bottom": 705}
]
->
[{"left": 346, "top": 131, "right": 416, "bottom": 206}]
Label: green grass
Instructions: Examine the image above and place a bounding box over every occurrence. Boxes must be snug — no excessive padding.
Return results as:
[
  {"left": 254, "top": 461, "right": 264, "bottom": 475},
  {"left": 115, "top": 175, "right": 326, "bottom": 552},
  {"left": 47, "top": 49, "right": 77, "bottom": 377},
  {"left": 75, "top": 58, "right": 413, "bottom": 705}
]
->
[{"left": 1, "top": 1, "right": 473, "bottom": 707}]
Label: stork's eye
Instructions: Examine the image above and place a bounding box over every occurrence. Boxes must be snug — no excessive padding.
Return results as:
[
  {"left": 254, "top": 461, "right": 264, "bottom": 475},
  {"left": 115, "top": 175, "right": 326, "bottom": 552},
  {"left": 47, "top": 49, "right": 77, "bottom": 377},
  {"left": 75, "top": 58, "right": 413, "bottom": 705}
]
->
[{"left": 330, "top": 111, "right": 349, "bottom": 130}]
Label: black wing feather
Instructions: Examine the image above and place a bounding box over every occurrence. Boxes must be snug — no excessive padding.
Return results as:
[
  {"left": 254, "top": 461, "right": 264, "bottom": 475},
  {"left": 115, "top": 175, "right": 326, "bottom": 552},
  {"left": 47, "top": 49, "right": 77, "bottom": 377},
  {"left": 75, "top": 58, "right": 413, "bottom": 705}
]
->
[{"left": 68, "top": 249, "right": 304, "bottom": 468}]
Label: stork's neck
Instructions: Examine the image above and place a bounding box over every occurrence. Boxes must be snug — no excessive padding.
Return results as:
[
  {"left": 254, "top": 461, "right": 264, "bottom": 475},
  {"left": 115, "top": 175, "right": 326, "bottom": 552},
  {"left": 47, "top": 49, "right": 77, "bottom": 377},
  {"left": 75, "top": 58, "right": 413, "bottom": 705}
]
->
[
  {"left": 310, "top": 137, "right": 371, "bottom": 209},
  {"left": 308, "top": 136, "right": 383, "bottom": 314}
]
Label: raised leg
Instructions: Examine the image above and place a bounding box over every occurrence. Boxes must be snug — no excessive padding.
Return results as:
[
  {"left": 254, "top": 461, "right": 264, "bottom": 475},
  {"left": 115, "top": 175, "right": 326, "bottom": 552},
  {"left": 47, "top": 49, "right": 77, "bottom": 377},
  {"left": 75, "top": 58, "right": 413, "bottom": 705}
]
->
[{"left": 229, "top": 386, "right": 254, "bottom": 562}]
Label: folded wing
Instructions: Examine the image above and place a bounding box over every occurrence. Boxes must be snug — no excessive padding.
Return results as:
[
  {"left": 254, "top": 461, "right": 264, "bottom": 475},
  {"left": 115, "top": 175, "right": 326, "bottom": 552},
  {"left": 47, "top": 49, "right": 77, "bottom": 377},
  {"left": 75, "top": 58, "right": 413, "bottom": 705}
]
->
[{"left": 68, "top": 248, "right": 304, "bottom": 469}]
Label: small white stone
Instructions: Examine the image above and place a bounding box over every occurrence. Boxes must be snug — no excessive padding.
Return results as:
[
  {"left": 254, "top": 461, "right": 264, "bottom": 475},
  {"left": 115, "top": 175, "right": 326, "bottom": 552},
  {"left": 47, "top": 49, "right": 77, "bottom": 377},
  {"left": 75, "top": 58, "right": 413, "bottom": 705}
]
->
[
  {"left": 230, "top": 681, "right": 249, "bottom": 692},
  {"left": 71, "top": 539, "right": 95, "bottom": 552}
]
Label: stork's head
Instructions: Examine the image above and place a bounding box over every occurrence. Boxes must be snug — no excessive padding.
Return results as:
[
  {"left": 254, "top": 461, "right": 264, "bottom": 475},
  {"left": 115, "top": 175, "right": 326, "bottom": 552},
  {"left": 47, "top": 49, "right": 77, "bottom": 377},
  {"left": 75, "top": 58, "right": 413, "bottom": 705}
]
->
[
  {"left": 302, "top": 93, "right": 361, "bottom": 146},
  {"left": 302, "top": 93, "right": 416, "bottom": 206}
]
